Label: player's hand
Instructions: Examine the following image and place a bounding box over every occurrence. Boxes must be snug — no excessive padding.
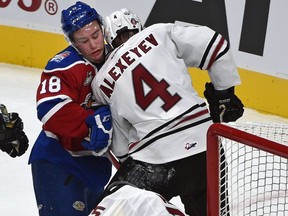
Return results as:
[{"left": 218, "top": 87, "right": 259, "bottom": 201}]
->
[
  {"left": 204, "top": 82, "right": 244, "bottom": 123},
  {"left": 0, "top": 113, "right": 29, "bottom": 157},
  {"left": 82, "top": 106, "right": 113, "bottom": 156}
]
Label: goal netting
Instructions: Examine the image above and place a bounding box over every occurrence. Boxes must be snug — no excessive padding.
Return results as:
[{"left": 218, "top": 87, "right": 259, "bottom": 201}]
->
[{"left": 207, "top": 122, "right": 288, "bottom": 216}]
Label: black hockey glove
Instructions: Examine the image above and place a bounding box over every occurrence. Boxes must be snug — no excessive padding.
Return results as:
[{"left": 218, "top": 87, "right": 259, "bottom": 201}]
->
[
  {"left": 204, "top": 82, "right": 244, "bottom": 123},
  {"left": 0, "top": 113, "right": 29, "bottom": 157}
]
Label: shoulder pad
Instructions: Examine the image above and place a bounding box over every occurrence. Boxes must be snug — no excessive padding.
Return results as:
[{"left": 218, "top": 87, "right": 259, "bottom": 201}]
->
[{"left": 45, "top": 46, "right": 85, "bottom": 71}]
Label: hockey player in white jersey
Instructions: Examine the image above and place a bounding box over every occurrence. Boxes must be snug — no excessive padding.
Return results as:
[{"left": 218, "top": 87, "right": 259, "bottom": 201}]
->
[
  {"left": 92, "top": 8, "right": 244, "bottom": 215},
  {"left": 89, "top": 181, "right": 187, "bottom": 216}
]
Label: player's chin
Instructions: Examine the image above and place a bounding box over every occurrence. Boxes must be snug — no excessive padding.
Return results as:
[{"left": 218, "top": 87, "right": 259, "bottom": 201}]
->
[{"left": 89, "top": 51, "right": 104, "bottom": 64}]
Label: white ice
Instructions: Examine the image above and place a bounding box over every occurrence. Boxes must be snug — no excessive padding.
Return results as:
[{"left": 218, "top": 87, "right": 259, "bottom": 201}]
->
[{"left": 0, "top": 63, "right": 287, "bottom": 215}]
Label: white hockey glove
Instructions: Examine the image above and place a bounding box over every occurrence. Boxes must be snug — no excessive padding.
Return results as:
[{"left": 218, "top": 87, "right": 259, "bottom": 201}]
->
[{"left": 82, "top": 106, "right": 113, "bottom": 156}]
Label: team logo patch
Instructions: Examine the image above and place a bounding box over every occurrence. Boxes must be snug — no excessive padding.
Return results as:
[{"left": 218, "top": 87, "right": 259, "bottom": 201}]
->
[
  {"left": 50, "top": 51, "right": 71, "bottom": 63},
  {"left": 185, "top": 142, "right": 197, "bottom": 150},
  {"left": 84, "top": 71, "right": 93, "bottom": 86},
  {"left": 131, "top": 18, "right": 138, "bottom": 27},
  {"left": 73, "top": 201, "right": 85, "bottom": 211},
  {"left": 82, "top": 92, "right": 94, "bottom": 108}
]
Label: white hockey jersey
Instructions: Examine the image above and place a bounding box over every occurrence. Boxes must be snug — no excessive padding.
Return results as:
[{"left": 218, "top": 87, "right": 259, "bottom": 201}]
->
[
  {"left": 92, "top": 23, "right": 241, "bottom": 164},
  {"left": 89, "top": 185, "right": 187, "bottom": 216}
]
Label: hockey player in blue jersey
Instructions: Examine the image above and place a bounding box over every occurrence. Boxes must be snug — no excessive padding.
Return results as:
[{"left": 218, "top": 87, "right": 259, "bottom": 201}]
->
[{"left": 28, "top": 2, "right": 112, "bottom": 215}]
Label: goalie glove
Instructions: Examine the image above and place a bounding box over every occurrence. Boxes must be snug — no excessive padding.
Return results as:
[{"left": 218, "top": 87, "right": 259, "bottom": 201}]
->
[
  {"left": 204, "top": 82, "right": 244, "bottom": 123},
  {"left": 82, "top": 105, "right": 113, "bottom": 156},
  {"left": 0, "top": 112, "right": 29, "bottom": 157}
]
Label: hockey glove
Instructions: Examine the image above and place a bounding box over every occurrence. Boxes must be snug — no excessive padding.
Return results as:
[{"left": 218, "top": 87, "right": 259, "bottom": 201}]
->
[
  {"left": 204, "top": 82, "right": 244, "bottom": 123},
  {"left": 0, "top": 113, "right": 29, "bottom": 157},
  {"left": 82, "top": 105, "right": 113, "bottom": 156}
]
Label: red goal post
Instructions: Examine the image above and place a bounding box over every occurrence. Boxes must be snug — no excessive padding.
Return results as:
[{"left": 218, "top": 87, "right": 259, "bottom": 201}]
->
[{"left": 207, "top": 123, "right": 288, "bottom": 216}]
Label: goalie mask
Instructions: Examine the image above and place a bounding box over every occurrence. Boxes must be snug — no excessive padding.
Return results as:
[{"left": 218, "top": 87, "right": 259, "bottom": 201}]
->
[
  {"left": 104, "top": 8, "right": 143, "bottom": 47},
  {"left": 61, "top": 1, "right": 103, "bottom": 41}
]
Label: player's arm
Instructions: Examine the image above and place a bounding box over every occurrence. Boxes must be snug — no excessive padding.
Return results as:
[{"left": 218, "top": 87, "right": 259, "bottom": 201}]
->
[
  {"left": 196, "top": 28, "right": 244, "bottom": 122},
  {"left": 170, "top": 24, "right": 240, "bottom": 88},
  {"left": 170, "top": 24, "right": 244, "bottom": 122},
  {"left": 36, "top": 69, "right": 94, "bottom": 138},
  {"left": 0, "top": 104, "right": 29, "bottom": 157}
]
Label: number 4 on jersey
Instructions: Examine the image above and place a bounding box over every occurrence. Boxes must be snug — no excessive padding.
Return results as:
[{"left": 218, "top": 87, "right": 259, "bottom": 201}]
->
[{"left": 132, "top": 64, "right": 181, "bottom": 111}]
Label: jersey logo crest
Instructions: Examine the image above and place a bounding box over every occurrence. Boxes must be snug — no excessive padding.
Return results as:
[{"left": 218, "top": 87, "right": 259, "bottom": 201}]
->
[
  {"left": 84, "top": 71, "right": 93, "bottom": 86},
  {"left": 72, "top": 201, "right": 85, "bottom": 211},
  {"left": 185, "top": 142, "right": 197, "bottom": 150},
  {"left": 50, "top": 51, "right": 71, "bottom": 63},
  {"left": 81, "top": 92, "right": 98, "bottom": 109}
]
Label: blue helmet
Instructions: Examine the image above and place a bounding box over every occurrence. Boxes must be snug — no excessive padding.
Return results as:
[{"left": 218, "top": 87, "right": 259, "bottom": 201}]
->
[{"left": 61, "top": 1, "right": 102, "bottom": 40}]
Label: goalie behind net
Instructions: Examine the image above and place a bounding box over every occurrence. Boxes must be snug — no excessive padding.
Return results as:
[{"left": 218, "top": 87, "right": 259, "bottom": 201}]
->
[{"left": 207, "top": 122, "right": 288, "bottom": 216}]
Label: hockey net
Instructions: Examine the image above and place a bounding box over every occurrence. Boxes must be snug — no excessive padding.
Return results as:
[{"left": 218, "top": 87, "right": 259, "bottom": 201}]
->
[{"left": 207, "top": 122, "right": 288, "bottom": 216}]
